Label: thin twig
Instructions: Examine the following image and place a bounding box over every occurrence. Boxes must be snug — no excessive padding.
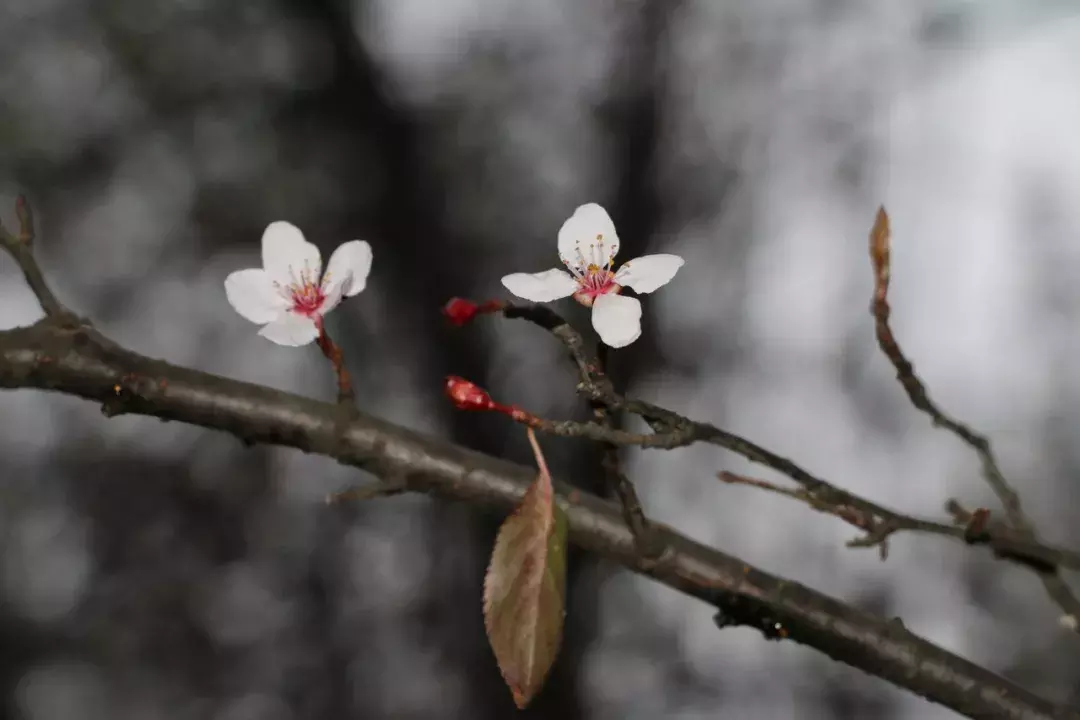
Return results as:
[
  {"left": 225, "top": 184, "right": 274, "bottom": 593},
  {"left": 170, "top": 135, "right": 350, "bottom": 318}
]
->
[
  {"left": 516, "top": 412, "right": 696, "bottom": 448},
  {"left": 717, "top": 467, "right": 1080, "bottom": 573},
  {"left": 500, "top": 303, "right": 615, "bottom": 396},
  {"left": 869, "top": 206, "right": 1080, "bottom": 623},
  {"left": 0, "top": 196, "right": 70, "bottom": 319},
  {"left": 591, "top": 343, "right": 663, "bottom": 560},
  {"left": 720, "top": 470, "right": 897, "bottom": 559},
  {"left": 493, "top": 299, "right": 1080, "bottom": 581},
  {"left": 484, "top": 302, "right": 661, "bottom": 555}
]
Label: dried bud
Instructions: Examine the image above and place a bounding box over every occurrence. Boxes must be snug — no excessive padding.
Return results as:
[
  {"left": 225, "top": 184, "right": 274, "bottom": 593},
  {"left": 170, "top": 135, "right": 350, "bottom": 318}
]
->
[
  {"left": 445, "top": 375, "right": 495, "bottom": 411},
  {"left": 963, "top": 507, "right": 991, "bottom": 542},
  {"left": 443, "top": 298, "right": 479, "bottom": 326}
]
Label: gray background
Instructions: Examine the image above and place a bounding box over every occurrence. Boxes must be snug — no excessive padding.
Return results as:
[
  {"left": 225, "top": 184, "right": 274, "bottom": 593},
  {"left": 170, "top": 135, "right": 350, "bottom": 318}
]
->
[{"left": 2, "top": 1, "right": 1080, "bottom": 718}]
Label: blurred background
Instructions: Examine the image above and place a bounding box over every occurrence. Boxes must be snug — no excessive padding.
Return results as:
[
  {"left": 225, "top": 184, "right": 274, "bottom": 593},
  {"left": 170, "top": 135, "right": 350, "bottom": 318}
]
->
[{"left": 2, "top": 0, "right": 1080, "bottom": 718}]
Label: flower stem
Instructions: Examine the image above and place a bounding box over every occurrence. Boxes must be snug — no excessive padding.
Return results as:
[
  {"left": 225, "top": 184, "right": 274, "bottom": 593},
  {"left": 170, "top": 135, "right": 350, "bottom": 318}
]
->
[{"left": 316, "top": 325, "right": 354, "bottom": 405}]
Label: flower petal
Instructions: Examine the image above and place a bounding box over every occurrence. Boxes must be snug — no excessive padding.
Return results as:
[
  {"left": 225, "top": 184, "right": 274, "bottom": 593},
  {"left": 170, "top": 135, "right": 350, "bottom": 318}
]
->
[
  {"left": 501, "top": 268, "right": 578, "bottom": 303},
  {"left": 224, "top": 268, "right": 288, "bottom": 324},
  {"left": 614, "top": 254, "right": 684, "bottom": 294},
  {"left": 262, "top": 221, "right": 321, "bottom": 287},
  {"left": 257, "top": 312, "right": 320, "bottom": 346},
  {"left": 591, "top": 293, "right": 641, "bottom": 348},
  {"left": 319, "top": 274, "right": 346, "bottom": 317},
  {"left": 323, "top": 240, "right": 373, "bottom": 300},
  {"left": 557, "top": 203, "right": 620, "bottom": 271}
]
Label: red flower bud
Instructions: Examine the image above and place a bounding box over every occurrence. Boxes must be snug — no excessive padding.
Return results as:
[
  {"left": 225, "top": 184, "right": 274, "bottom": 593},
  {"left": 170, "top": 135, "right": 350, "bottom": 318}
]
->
[
  {"left": 443, "top": 297, "right": 479, "bottom": 326},
  {"left": 445, "top": 375, "right": 495, "bottom": 411}
]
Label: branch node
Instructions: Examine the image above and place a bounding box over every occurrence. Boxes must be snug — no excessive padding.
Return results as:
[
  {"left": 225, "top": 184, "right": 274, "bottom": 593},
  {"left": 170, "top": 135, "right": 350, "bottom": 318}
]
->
[
  {"left": 710, "top": 597, "right": 791, "bottom": 641},
  {"left": 962, "top": 507, "right": 992, "bottom": 543},
  {"left": 845, "top": 522, "right": 895, "bottom": 561}
]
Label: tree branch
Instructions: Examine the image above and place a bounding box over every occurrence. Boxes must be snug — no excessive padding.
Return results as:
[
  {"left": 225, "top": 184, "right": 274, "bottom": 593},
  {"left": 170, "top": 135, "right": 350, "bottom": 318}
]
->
[
  {"left": 0, "top": 321, "right": 1075, "bottom": 719},
  {"left": 1, "top": 217, "right": 1077, "bottom": 719}
]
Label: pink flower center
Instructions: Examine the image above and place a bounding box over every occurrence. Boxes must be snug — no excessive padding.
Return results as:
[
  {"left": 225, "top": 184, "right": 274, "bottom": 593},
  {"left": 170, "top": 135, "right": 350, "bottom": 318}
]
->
[
  {"left": 561, "top": 232, "right": 623, "bottom": 307},
  {"left": 571, "top": 264, "right": 621, "bottom": 307},
  {"left": 276, "top": 264, "right": 327, "bottom": 317}
]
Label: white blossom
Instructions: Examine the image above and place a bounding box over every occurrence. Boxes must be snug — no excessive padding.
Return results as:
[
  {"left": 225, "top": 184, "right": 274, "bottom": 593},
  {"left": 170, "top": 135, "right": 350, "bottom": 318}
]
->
[
  {"left": 225, "top": 221, "right": 372, "bottom": 346},
  {"left": 501, "top": 203, "right": 683, "bottom": 347}
]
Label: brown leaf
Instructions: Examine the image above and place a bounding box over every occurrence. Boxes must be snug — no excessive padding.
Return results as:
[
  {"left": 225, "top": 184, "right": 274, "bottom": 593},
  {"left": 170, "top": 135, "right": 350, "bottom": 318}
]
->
[{"left": 484, "top": 428, "right": 569, "bottom": 709}]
